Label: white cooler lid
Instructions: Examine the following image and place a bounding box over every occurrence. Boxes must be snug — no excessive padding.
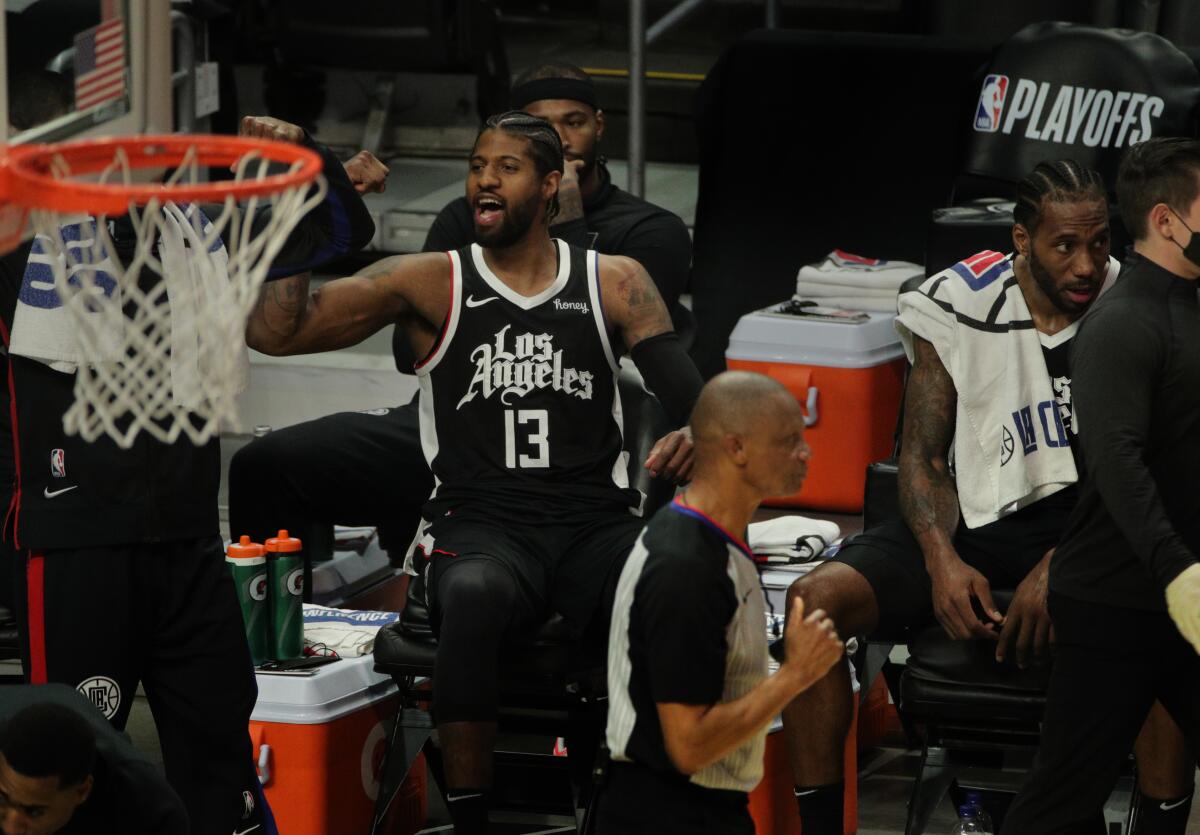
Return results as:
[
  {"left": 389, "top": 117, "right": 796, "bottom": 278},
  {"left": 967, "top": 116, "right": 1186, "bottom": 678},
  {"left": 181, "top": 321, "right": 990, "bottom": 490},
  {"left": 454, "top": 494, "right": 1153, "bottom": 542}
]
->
[
  {"left": 726, "top": 306, "right": 904, "bottom": 369},
  {"left": 251, "top": 653, "right": 397, "bottom": 725}
]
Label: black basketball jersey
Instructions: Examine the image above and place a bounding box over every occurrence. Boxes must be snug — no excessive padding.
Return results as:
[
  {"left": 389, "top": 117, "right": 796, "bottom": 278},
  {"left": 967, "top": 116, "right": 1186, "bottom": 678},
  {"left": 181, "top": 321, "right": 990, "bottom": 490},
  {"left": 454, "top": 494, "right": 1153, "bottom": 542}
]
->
[{"left": 415, "top": 240, "right": 641, "bottom": 516}]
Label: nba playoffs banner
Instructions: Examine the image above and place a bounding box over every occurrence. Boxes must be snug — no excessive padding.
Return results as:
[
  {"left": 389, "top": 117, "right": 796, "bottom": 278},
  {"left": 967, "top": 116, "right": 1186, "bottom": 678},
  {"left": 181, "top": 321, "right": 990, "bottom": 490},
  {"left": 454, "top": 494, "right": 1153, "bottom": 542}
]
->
[{"left": 964, "top": 22, "right": 1200, "bottom": 187}]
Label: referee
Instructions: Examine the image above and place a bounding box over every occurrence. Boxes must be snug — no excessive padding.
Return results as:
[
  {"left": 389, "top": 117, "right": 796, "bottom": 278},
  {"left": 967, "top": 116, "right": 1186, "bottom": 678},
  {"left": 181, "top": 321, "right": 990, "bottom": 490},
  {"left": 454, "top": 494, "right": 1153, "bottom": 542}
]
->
[
  {"left": 599, "top": 372, "right": 843, "bottom": 834},
  {"left": 1002, "top": 137, "right": 1200, "bottom": 833}
]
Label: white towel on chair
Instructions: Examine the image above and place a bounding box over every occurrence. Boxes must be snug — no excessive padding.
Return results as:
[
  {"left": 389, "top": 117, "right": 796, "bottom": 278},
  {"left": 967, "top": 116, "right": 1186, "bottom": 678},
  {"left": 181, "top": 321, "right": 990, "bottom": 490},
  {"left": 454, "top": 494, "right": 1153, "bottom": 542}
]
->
[
  {"left": 895, "top": 250, "right": 1118, "bottom": 528},
  {"left": 9, "top": 215, "right": 125, "bottom": 373}
]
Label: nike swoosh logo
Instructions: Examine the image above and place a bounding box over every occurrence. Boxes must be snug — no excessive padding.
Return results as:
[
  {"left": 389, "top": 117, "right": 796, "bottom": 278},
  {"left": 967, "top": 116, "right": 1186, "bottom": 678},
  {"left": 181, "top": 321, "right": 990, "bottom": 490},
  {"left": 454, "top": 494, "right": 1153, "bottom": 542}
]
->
[
  {"left": 44, "top": 485, "right": 79, "bottom": 498},
  {"left": 1160, "top": 797, "right": 1190, "bottom": 811},
  {"left": 233, "top": 827, "right": 261, "bottom": 835},
  {"left": 465, "top": 295, "right": 499, "bottom": 308}
]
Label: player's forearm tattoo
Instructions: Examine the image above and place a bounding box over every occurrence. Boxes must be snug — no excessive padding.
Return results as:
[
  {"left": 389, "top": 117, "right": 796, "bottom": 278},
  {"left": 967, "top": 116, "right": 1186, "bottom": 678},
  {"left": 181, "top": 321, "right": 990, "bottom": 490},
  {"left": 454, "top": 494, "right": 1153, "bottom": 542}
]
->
[{"left": 898, "top": 339, "right": 960, "bottom": 551}]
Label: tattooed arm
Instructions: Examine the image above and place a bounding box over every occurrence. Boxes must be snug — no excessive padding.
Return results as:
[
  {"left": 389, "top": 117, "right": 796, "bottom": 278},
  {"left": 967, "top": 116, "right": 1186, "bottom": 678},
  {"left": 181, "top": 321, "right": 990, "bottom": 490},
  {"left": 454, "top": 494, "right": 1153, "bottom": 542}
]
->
[
  {"left": 600, "top": 255, "right": 704, "bottom": 482},
  {"left": 599, "top": 254, "right": 674, "bottom": 350},
  {"left": 899, "top": 336, "right": 1003, "bottom": 639},
  {"left": 245, "top": 253, "right": 446, "bottom": 356}
]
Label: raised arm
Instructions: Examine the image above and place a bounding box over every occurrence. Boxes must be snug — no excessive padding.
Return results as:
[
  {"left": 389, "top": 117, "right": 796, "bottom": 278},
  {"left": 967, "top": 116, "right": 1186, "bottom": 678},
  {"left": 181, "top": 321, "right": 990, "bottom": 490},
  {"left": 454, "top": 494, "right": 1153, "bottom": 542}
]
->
[
  {"left": 899, "top": 336, "right": 1001, "bottom": 639},
  {"left": 245, "top": 252, "right": 446, "bottom": 356}
]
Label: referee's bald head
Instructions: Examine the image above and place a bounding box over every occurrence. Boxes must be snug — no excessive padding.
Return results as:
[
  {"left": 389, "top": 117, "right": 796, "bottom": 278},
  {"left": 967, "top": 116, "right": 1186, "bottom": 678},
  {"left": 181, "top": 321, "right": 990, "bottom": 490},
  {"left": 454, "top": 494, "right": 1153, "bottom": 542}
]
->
[
  {"left": 691, "top": 371, "right": 792, "bottom": 443},
  {"left": 689, "top": 371, "right": 810, "bottom": 496}
]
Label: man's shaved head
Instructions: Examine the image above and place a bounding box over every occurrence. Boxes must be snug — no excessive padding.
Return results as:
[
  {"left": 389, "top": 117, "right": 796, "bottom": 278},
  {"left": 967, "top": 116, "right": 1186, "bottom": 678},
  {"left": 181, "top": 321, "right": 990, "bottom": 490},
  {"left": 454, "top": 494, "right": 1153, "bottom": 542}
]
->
[
  {"left": 690, "top": 371, "right": 811, "bottom": 498},
  {"left": 691, "top": 371, "right": 794, "bottom": 443}
]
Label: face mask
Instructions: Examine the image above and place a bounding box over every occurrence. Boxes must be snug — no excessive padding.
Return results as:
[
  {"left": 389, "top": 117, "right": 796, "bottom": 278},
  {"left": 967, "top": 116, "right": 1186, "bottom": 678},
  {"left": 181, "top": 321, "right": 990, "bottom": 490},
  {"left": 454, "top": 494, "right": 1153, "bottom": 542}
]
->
[{"left": 1169, "top": 208, "right": 1200, "bottom": 269}]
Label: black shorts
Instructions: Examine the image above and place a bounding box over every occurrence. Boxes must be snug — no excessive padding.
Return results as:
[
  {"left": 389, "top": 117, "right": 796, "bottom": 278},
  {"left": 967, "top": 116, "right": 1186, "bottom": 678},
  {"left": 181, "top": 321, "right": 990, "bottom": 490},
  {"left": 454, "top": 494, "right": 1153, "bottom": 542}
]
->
[
  {"left": 417, "top": 504, "right": 646, "bottom": 645},
  {"left": 830, "top": 497, "right": 1071, "bottom": 633},
  {"left": 594, "top": 762, "right": 753, "bottom": 835}
]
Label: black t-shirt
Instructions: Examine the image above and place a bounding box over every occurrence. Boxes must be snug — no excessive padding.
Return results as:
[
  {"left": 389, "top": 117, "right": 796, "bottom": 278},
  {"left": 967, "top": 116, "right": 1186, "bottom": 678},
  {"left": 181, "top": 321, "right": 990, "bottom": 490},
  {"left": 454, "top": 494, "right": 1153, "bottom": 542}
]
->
[
  {"left": 393, "top": 163, "right": 693, "bottom": 371},
  {"left": 0, "top": 139, "right": 374, "bottom": 549},
  {"left": 417, "top": 241, "right": 639, "bottom": 516},
  {"left": 0, "top": 684, "right": 186, "bottom": 834},
  {"left": 607, "top": 499, "right": 769, "bottom": 793},
  {"left": 1050, "top": 252, "right": 1200, "bottom": 610}
]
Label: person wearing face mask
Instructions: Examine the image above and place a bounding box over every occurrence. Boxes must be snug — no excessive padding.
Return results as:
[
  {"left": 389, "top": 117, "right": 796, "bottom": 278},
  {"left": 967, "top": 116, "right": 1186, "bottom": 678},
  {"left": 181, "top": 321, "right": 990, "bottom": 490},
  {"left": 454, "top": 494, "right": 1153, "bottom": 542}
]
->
[{"left": 1000, "top": 138, "right": 1200, "bottom": 834}]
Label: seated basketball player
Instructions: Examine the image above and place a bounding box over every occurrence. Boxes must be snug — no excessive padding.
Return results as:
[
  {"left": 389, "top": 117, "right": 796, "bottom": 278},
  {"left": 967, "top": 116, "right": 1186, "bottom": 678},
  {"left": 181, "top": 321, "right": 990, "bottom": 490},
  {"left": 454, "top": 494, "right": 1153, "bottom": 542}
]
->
[
  {"left": 781, "top": 160, "right": 1195, "bottom": 835},
  {"left": 245, "top": 111, "right": 704, "bottom": 834},
  {"left": 227, "top": 60, "right": 694, "bottom": 561}
]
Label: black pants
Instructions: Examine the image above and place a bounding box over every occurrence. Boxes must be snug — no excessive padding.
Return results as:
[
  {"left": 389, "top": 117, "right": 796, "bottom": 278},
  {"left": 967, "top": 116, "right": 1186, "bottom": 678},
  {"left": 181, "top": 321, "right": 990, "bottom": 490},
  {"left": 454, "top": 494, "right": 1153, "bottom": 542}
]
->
[
  {"left": 418, "top": 506, "right": 645, "bottom": 723},
  {"left": 1001, "top": 592, "right": 1200, "bottom": 834},
  {"left": 227, "top": 401, "right": 431, "bottom": 552},
  {"left": 16, "top": 536, "right": 262, "bottom": 835},
  {"left": 594, "top": 762, "right": 755, "bottom": 835}
]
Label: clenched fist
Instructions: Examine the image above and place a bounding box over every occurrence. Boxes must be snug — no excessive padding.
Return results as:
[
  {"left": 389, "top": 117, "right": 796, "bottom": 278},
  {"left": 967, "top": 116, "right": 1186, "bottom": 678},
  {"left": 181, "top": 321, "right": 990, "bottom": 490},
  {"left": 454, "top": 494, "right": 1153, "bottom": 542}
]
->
[
  {"left": 342, "top": 150, "right": 390, "bottom": 194},
  {"left": 239, "top": 115, "right": 306, "bottom": 145}
]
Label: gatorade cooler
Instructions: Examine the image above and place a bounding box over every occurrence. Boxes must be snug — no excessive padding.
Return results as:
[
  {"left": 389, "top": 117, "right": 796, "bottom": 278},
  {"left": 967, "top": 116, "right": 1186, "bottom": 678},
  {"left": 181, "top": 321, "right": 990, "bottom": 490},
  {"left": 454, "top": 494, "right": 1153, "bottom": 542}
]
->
[
  {"left": 250, "top": 654, "right": 426, "bottom": 835},
  {"left": 726, "top": 308, "right": 905, "bottom": 512}
]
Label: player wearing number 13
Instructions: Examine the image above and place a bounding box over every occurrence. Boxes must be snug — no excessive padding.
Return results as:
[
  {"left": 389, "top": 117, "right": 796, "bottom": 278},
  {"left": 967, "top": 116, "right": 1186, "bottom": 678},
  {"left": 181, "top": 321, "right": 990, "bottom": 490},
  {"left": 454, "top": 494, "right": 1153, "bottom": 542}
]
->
[{"left": 245, "top": 110, "right": 704, "bottom": 834}]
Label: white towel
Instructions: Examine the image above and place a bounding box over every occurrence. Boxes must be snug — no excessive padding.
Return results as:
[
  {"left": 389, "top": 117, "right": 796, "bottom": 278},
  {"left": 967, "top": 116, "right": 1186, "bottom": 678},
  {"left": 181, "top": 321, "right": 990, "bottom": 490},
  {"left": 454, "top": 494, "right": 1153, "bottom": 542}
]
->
[
  {"left": 748, "top": 515, "right": 841, "bottom": 561},
  {"left": 895, "top": 251, "right": 1118, "bottom": 528},
  {"left": 795, "top": 282, "right": 899, "bottom": 300},
  {"left": 302, "top": 604, "right": 399, "bottom": 658},
  {"left": 10, "top": 215, "right": 125, "bottom": 372},
  {"left": 796, "top": 250, "right": 924, "bottom": 294}
]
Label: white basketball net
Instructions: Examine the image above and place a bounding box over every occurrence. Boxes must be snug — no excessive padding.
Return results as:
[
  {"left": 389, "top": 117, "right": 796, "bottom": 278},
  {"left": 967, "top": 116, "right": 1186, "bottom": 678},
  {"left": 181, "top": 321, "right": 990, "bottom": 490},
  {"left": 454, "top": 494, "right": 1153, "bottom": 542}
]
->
[{"left": 23, "top": 146, "right": 326, "bottom": 448}]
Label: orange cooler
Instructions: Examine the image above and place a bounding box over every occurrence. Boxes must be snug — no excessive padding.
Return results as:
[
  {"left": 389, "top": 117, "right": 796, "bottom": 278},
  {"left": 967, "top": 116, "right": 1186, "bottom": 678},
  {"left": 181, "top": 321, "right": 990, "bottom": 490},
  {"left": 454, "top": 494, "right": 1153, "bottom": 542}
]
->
[
  {"left": 726, "top": 308, "right": 905, "bottom": 512},
  {"left": 250, "top": 654, "right": 425, "bottom": 835}
]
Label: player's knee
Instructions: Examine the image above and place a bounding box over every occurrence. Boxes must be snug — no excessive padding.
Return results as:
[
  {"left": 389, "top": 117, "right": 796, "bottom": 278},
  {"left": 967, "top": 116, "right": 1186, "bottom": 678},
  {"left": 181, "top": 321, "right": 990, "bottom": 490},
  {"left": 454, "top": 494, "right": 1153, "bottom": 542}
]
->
[
  {"left": 786, "top": 566, "right": 858, "bottom": 628},
  {"left": 437, "top": 561, "right": 516, "bottom": 627}
]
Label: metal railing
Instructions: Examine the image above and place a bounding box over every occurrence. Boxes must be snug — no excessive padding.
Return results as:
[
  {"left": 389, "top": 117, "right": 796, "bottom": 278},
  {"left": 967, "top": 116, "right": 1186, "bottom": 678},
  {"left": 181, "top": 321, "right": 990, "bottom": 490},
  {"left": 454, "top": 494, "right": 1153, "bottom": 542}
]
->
[{"left": 626, "top": 0, "right": 778, "bottom": 196}]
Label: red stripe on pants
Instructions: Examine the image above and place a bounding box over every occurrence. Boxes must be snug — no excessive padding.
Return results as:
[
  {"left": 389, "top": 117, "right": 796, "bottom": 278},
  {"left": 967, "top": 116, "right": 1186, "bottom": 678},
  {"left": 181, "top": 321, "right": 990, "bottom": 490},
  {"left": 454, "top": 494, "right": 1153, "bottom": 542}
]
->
[{"left": 26, "top": 553, "right": 46, "bottom": 684}]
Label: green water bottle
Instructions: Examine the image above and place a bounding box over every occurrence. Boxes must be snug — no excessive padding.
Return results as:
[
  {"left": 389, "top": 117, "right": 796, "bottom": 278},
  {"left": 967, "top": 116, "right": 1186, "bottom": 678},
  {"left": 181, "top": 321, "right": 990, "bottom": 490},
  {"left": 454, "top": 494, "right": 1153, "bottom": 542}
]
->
[
  {"left": 266, "top": 529, "right": 304, "bottom": 661},
  {"left": 226, "top": 535, "right": 269, "bottom": 666}
]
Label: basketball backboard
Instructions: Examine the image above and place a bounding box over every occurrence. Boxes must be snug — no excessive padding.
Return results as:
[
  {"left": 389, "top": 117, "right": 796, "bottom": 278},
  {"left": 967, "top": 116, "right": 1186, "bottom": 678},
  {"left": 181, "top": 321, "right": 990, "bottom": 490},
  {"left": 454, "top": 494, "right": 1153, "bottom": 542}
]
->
[{"left": 2, "top": 0, "right": 172, "bottom": 145}]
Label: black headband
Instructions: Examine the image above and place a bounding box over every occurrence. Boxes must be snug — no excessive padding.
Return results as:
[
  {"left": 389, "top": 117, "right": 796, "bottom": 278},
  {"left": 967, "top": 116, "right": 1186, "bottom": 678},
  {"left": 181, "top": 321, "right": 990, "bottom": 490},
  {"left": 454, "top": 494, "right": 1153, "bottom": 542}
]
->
[{"left": 510, "top": 77, "right": 598, "bottom": 110}]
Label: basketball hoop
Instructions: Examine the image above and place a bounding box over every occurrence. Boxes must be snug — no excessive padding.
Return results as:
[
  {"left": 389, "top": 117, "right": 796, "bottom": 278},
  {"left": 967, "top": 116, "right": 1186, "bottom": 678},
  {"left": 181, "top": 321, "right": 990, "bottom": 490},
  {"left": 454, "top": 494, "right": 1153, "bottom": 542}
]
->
[{"left": 0, "top": 134, "right": 326, "bottom": 448}]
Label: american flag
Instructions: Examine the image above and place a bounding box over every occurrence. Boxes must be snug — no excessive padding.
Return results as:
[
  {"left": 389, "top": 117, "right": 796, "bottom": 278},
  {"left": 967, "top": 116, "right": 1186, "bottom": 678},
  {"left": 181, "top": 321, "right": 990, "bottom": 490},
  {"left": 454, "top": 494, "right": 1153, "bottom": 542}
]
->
[{"left": 73, "top": 17, "right": 126, "bottom": 111}]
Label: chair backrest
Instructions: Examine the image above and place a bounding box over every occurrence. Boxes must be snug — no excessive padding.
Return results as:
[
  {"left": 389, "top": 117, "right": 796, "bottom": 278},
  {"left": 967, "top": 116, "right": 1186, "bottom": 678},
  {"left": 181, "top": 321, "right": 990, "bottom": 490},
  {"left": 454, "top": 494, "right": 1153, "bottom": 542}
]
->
[{"left": 959, "top": 22, "right": 1200, "bottom": 197}]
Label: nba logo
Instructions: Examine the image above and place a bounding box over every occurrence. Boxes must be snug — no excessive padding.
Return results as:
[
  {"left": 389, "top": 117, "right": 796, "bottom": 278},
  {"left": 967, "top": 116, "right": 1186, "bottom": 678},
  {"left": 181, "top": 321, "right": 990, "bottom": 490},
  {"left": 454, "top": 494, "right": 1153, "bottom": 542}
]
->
[
  {"left": 974, "top": 74, "right": 1009, "bottom": 133},
  {"left": 50, "top": 448, "right": 66, "bottom": 478}
]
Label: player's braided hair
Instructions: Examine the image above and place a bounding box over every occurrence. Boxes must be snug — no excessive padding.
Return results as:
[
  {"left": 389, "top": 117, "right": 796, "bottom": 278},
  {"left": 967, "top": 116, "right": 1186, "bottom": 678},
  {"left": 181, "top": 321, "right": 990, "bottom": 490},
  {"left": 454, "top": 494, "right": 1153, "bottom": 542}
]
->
[
  {"left": 1013, "top": 160, "right": 1106, "bottom": 234},
  {"left": 481, "top": 110, "right": 565, "bottom": 221}
]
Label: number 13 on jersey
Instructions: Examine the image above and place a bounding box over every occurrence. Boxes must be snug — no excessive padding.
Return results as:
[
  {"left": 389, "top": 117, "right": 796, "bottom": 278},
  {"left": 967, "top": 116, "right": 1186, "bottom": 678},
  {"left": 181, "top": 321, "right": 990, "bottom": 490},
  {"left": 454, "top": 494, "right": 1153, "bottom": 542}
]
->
[{"left": 504, "top": 409, "right": 550, "bottom": 468}]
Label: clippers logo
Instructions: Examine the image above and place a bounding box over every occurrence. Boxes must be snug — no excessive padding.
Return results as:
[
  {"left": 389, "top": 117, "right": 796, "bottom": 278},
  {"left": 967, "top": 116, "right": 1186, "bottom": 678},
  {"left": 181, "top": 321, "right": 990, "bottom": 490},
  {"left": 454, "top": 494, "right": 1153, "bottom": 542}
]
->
[
  {"left": 77, "top": 676, "right": 121, "bottom": 720},
  {"left": 248, "top": 572, "right": 268, "bottom": 602},
  {"left": 975, "top": 75, "right": 1010, "bottom": 132},
  {"left": 50, "top": 448, "right": 66, "bottom": 478},
  {"left": 972, "top": 76, "right": 1165, "bottom": 148},
  {"left": 285, "top": 568, "right": 304, "bottom": 597}
]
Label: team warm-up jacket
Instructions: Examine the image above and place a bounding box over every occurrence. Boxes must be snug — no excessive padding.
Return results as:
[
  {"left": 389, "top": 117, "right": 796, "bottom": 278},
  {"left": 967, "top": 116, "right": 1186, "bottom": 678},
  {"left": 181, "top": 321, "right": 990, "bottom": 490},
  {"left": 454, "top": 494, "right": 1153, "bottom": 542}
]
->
[
  {"left": 0, "top": 137, "right": 374, "bottom": 551},
  {"left": 1050, "top": 251, "right": 1200, "bottom": 610},
  {"left": 391, "top": 162, "right": 693, "bottom": 370}
]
